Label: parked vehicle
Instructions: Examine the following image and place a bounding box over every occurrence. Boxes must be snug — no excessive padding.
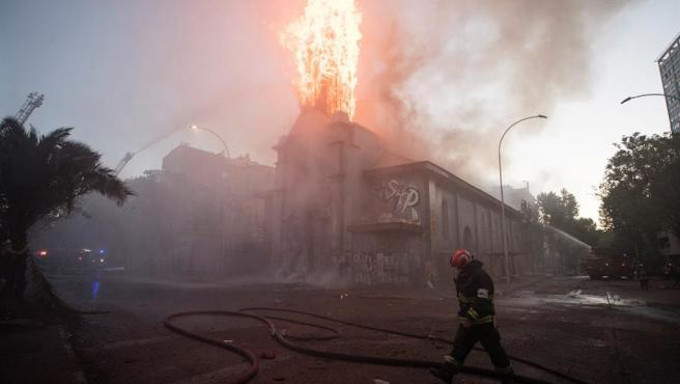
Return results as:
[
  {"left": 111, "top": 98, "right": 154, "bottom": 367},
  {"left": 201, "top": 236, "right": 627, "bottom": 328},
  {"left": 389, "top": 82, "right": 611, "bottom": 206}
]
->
[
  {"left": 582, "top": 247, "right": 634, "bottom": 280},
  {"left": 34, "top": 247, "right": 110, "bottom": 272}
]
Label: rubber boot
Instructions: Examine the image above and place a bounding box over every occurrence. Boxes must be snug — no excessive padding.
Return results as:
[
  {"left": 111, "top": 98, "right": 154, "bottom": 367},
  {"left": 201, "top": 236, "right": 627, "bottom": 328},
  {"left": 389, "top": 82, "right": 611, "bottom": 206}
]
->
[
  {"left": 500, "top": 372, "right": 517, "bottom": 384},
  {"left": 428, "top": 363, "right": 455, "bottom": 384}
]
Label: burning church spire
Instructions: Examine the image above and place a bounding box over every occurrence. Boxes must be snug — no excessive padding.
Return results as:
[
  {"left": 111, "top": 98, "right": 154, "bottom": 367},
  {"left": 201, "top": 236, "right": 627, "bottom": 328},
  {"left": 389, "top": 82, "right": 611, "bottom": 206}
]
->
[{"left": 280, "top": 0, "right": 362, "bottom": 120}]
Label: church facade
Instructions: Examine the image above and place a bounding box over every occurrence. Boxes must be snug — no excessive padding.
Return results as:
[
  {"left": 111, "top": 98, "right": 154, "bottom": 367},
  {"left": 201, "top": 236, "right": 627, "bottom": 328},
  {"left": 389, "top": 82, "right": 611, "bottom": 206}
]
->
[{"left": 261, "top": 109, "right": 530, "bottom": 285}]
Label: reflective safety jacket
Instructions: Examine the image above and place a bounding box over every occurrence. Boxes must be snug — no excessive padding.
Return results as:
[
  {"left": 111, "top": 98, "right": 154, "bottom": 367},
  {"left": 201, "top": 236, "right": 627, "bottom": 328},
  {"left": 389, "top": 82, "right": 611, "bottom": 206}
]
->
[{"left": 454, "top": 260, "right": 495, "bottom": 325}]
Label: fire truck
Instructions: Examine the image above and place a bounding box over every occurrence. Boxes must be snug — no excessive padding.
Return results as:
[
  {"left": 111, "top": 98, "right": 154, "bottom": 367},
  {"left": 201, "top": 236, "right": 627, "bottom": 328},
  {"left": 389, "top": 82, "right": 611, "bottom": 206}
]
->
[{"left": 581, "top": 247, "right": 634, "bottom": 279}]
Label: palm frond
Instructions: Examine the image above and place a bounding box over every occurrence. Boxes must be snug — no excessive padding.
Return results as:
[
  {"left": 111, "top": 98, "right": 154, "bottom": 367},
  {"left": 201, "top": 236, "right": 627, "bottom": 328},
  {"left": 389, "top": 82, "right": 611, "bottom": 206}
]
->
[
  {"left": 38, "top": 127, "right": 73, "bottom": 152},
  {"left": 59, "top": 141, "right": 101, "bottom": 164},
  {"left": 85, "top": 166, "right": 134, "bottom": 205},
  {"left": 0, "top": 116, "right": 22, "bottom": 133},
  {"left": 0, "top": 117, "right": 29, "bottom": 148},
  {"left": 28, "top": 126, "right": 39, "bottom": 146}
]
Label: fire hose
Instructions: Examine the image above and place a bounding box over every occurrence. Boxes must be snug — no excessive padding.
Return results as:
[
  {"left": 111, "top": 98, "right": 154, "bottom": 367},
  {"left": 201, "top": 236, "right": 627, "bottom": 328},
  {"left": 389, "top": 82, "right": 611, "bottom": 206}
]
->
[{"left": 164, "top": 307, "right": 589, "bottom": 384}]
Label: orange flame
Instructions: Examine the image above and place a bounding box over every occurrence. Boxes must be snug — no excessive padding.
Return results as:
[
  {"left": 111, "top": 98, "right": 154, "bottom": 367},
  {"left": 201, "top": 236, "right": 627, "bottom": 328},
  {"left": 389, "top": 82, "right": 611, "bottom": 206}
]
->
[{"left": 280, "top": 0, "right": 362, "bottom": 120}]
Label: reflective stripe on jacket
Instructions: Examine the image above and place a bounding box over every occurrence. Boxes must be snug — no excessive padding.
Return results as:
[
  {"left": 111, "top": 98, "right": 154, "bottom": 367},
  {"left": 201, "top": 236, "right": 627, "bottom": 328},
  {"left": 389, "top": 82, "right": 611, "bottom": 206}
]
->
[{"left": 455, "top": 260, "right": 495, "bottom": 324}]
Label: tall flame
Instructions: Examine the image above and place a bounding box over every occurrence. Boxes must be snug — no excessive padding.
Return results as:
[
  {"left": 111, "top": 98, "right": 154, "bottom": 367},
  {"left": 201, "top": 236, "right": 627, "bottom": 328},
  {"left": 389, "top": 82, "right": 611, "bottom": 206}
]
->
[{"left": 280, "top": 0, "right": 362, "bottom": 120}]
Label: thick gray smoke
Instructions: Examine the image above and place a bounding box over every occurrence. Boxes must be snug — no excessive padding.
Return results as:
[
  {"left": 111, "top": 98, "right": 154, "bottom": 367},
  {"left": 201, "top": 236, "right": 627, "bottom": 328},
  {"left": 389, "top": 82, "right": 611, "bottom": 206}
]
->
[{"left": 354, "top": 0, "right": 633, "bottom": 184}]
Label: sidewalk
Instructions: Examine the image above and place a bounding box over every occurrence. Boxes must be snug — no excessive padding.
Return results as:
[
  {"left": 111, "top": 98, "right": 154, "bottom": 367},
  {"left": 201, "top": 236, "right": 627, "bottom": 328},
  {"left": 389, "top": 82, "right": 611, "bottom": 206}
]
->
[{"left": 0, "top": 300, "right": 86, "bottom": 384}]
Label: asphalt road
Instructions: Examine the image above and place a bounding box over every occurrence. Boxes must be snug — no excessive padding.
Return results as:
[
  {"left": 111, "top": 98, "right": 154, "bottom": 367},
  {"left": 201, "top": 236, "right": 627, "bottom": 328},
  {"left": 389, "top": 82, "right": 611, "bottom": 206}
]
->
[{"left": 50, "top": 273, "right": 680, "bottom": 384}]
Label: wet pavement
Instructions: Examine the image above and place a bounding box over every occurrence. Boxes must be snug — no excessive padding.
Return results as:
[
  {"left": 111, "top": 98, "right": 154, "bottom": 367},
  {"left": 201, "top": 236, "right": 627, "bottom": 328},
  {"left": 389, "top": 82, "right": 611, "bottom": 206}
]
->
[{"left": 46, "top": 273, "right": 680, "bottom": 384}]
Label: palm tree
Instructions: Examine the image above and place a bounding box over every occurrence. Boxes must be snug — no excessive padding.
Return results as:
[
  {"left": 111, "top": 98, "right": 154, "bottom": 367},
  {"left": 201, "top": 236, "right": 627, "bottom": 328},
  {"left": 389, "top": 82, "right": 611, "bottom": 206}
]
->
[{"left": 0, "top": 117, "right": 132, "bottom": 301}]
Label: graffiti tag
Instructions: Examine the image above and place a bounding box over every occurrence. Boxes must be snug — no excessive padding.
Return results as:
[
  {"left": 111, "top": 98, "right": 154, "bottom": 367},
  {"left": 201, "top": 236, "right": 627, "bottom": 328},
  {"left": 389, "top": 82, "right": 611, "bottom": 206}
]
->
[{"left": 373, "top": 178, "right": 420, "bottom": 222}]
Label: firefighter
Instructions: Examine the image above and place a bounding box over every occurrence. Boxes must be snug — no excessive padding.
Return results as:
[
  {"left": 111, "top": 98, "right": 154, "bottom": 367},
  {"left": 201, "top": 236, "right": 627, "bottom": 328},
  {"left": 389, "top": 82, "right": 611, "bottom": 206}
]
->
[{"left": 429, "top": 249, "right": 515, "bottom": 384}]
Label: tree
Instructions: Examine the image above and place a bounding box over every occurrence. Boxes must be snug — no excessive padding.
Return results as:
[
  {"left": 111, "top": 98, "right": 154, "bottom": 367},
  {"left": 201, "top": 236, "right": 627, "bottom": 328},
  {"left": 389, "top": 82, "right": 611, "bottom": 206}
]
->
[
  {"left": 535, "top": 189, "right": 599, "bottom": 273},
  {"left": 520, "top": 200, "right": 544, "bottom": 274},
  {"left": 536, "top": 189, "right": 599, "bottom": 243},
  {"left": 599, "top": 132, "right": 680, "bottom": 267},
  {"left": 536, "top": 189, "right": 578, "bottom": 230},
  {"left": 0, "top": 117, "right": 132, "bottom": 301},
  {"left": 572, "top": 217, "right": 599, "bottom": 246}
]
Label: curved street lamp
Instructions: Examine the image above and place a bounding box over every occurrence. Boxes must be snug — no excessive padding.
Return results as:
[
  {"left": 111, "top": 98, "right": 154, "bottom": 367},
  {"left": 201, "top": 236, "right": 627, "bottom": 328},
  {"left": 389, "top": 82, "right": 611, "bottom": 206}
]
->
[
  {"left": 498, "top": 114, "right": 548, "bottom": 284},
  {"left": 191, "top": 124, "right": 231, "bottom": 159},
  {"left": 620, "top": 93, "right": 680, "bottom": 105},
  {"left": 621, "top": 93, "right": 680, "bottom": 134},
  {"left": 191, "top": 124, "right": 232, "bottom": 276}
]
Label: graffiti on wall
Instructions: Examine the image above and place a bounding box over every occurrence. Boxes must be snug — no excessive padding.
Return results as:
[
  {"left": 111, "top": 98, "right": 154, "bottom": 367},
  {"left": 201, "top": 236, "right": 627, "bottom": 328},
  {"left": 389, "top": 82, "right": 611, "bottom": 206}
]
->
[
  {"left": 372, "top": 178, "right": 421, "bottom": 223},
  {"left": 336, "top": 250, "right": 433, "bottom": 286},
  {"left": 338, "top": 250, "right": 409, "bottom": 284}
]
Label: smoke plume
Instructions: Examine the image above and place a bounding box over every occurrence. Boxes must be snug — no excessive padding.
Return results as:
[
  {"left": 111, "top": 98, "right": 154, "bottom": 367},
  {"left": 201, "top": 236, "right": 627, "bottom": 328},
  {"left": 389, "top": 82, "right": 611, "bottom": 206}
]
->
[{"left": 354, "top": 0, "right": 632, "bottom": 184}]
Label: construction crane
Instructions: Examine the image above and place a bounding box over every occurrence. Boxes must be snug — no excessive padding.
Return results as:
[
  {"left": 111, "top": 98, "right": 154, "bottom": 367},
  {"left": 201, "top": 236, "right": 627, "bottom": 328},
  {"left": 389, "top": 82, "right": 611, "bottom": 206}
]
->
[
  {"left": 15, "top": 92, "right": 45, "bottom": 124},
  {"left": 114, "top": 152, "right": 135, "bottom": 176}
]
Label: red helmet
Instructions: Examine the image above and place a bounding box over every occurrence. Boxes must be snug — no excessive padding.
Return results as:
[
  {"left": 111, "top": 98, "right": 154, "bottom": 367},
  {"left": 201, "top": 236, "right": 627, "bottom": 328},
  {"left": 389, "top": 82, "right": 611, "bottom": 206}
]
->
[{"left": 450, "top": 249, "right": 473, "bottom": 268}]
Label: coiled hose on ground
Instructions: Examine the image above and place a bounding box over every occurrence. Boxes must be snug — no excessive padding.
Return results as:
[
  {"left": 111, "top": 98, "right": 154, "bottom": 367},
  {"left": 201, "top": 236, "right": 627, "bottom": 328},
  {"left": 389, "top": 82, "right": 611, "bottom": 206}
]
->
[{"left": 164, "top": 307, "right": 588, "bottom": 384}]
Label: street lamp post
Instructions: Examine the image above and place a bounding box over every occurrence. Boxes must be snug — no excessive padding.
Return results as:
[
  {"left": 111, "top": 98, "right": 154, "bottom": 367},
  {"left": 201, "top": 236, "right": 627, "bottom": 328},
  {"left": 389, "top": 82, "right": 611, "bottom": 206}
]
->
[
  {"left": 620, "top": 93, "right": 680, "bottom": 105},
  {"left": 498, "top": 114, "right": 547, "bottom": 284},
  {"left": 191, "top": 124, "right": 231, "bottom": 278},
  {"left": 191, "top": 124, "right": 231, "bottom": 159},
  {"left": 621, "top": 93, "right": 680, "bottom": 134}
]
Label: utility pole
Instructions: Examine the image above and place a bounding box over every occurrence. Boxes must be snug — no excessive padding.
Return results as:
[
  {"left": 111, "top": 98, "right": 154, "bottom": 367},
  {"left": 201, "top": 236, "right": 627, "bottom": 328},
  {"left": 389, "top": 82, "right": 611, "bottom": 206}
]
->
[{"left": 15, "top": 93, "right": 45, "bottom": 124}]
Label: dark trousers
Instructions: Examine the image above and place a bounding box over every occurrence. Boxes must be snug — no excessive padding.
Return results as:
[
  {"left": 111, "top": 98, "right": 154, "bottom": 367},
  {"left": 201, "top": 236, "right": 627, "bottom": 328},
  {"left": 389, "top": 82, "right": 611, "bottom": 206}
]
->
[
  {"left": 449, "top": 323, "right": 512, "bottom": 374},
  {"left": 640, "top": 279, "right": 649, "bottom": 290}
]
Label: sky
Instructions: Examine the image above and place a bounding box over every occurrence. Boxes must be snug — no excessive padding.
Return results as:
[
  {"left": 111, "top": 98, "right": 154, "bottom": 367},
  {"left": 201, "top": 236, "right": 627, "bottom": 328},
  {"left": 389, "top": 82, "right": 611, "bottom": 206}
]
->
[{"left": 1, "top": 0, "right": 678, "bottom": 224}]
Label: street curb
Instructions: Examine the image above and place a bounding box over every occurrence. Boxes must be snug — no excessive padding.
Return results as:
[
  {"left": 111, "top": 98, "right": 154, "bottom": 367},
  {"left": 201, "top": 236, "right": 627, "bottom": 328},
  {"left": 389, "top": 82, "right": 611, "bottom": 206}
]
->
[{"left": 58, "top": 325, "right": 88, "bottom": 384}]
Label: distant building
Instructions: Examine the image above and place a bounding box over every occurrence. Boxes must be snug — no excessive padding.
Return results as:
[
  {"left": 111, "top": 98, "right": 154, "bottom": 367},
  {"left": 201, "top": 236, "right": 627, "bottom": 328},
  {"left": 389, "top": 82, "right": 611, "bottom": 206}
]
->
[
  {"left": 261, "top": 109, "right": 535, "bottom": 286},
  {"left": 490, "top": 184, "right": 536, "bottom": 212},
  {"left": 150, "top": 144, "right": 274, "bottom": 277},
  {"left": 162, "top": 144, "right": 273, "bottom": 195},
  {"left": 657, "top": 32, "right": 680, "bottom": 134},
  {"left": 30, "top": 146, "right": 274, "bottom": 278}
]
